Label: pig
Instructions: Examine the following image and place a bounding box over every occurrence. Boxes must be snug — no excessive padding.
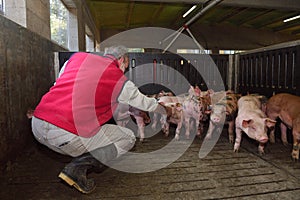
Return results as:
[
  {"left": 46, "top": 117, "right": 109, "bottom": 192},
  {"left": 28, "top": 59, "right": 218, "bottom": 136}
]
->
[
  {"left": 266, "top": 93, "right": 300, "bottom": 161},
  {"left": 114, "top": 104, "right": 150, "bottom": 142},
  {"left": 160, "top": 102, "right": 184, "bottom": 139},
  {"left": 180, "top": 86, "right": 204, "bottom": 140},
  {"left": 206, "top": 91, "right": 239, "bottom": 143},
  {"left": 156, "top": 85, "right": 202, "bottom": 140},
  {"left": 234, "top": 95, "right": 276, "bottom": 155},
  {"left": 151, "top": 91, "right": 176, "bottom": 130}
]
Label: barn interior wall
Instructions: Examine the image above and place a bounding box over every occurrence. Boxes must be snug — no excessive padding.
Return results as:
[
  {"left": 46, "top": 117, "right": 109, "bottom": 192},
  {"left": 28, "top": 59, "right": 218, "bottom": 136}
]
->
[{"left": 0, "top": 14, "right": 65, "bottom": 169}]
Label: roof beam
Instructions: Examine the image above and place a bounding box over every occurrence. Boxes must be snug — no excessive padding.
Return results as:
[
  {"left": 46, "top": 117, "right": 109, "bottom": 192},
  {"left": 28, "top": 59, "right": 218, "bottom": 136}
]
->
[
  {"left": 292, "top": 29, "right": 300, "bottom": 35},
  {"left": 131, "top": 0, "right": 300, "bottom": 11},
  {"left": 236, "top": 9, "right": 274, "bottom": 26},
  {"left": 274, "top": 21, "right": 300, "bottom": 32},
  {"left": 126, "top": 2, "right": 135, "bottom": 28},
  {"left": 215, "top": 7, "right": 248, "bottom": 24},
  {"left": 149, "top": 3, "right": 164, "bottom": 26},
  {"left": 256, "top": 12, "right": 299, "bottom": 29}
]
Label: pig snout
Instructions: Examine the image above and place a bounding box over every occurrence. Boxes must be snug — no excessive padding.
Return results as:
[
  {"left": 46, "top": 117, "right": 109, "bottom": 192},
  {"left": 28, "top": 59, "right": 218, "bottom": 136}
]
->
[
  {"left": 259, "top": 136, "right": 268, "bottom": 143},
  {"left": 212, "top": 116, "right": 221, "bottom": 123}
]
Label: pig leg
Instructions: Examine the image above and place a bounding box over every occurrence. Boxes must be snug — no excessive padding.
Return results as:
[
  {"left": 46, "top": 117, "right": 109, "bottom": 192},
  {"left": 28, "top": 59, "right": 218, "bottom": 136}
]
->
[
  {"left": 161, "top": 117, "right": 170, "bottom": 137},
  {"left": 291, "top": 121, "right": 300, "bottom": 161},
  {"left": 205, "top": 121, "right": 215, "bottom": 140},
  {"left": 183, "top": 117, "right": 191, "bottom": 140},
  {"left": 198, "top": 122, "right": 203, "bottom": 137},
  {"left": 266, "top": 113, "right": 278, "bottom": 144},
  {"left": 280, "top": 123, "right": 288, "bottom": 146},
  {"left": 136, "top": 116, "right": 145, "bottom": 142},
  {"left": 160, "top": 115, "right": 168, "bottom": 136},
  {"left": 175, "top": 119, "right": 183, "bottom": 141},
  {"left": 190, "top": 120, "right": 195, "bottom": 132},
  {"left": 258, "top": 143, "right": 265, "bottom": 155},
  {"left": 151, "top": 113, "right": 159, "bottom": 130},
  {"left": 228, "top": 120, "right": 235, "bottom": 144},
  {"left": 234, "top": 127, "right": 242, "bottom": 152},
  {"left": 162, "top": 122, "right": 170, "bottom": 137},
  {"left": 269, "top": 129, "right": 276, "bottom": 144},
  {"left": 195, "top": 118, "right": 201, "bottom": 137}
]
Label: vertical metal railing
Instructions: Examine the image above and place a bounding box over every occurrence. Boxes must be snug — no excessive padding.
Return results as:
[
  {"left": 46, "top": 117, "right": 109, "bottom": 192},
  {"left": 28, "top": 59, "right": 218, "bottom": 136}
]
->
[{"left": 236, "top": 40, "right": 300, "bottom": 96}]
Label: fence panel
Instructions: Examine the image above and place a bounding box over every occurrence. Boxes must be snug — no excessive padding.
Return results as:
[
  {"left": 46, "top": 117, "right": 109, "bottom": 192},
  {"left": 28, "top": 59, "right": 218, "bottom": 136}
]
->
[{"left": 237, "top": 43, "right": 300, "bottom": 97}]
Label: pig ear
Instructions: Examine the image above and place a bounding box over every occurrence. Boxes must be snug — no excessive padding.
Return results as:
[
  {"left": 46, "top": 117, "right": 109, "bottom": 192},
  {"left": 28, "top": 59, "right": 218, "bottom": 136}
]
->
[
  {"left": 176, "top": 103, "right": 182, "bottom": 111},
  {"left": 188, "top": 86, "right": 194, "bottom": 94},
  {"left": 242, "top": 119, "right": 253, "bottom": 128},
  {"left": 194, "top": 86, "right": 201, "bottom": 96},
  {"left": 265, "top": 118, "right": 276, "bottom": 128}
]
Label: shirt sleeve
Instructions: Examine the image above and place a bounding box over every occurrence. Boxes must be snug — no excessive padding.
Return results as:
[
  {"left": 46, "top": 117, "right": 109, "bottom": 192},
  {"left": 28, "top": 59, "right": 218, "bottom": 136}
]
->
[
  {"left": 54, "top": 60, "right": 68, "bottom": 85},
  {"left": 118, "top": 80, "right": 159, "bottom": 112}
]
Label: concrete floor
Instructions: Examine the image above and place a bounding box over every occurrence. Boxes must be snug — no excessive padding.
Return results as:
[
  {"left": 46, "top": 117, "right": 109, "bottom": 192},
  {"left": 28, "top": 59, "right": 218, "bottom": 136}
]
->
[{"left": 1, "top": 126, "right": 300, "bottom": 200}]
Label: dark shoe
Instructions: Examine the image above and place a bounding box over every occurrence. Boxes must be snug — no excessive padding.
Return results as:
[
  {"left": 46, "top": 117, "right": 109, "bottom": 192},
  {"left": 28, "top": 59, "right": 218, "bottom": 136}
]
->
[
  {"left": 58, "top": 144, "right": 118, "bottom": 194},
  {"left": 58, "top": 168, "right": 95, "bottom": 194},
  {"left": 58, "top": 153, "right": 96, "bottom": 194}
]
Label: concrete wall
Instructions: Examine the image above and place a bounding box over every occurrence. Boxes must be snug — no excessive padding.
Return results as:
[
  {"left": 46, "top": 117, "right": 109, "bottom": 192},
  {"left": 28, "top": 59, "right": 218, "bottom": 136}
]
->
[
  {"left": 0, "top": 14, "right": 65, "bottom": 168},
  {"left": 5, "top": 0, "right": 51, "bottom": 39}
]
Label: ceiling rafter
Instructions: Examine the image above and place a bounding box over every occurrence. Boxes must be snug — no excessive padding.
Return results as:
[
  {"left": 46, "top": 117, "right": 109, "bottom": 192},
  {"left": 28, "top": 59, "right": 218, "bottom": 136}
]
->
[
  {"left": 126, "top": 2, "right": 135, "bottom": 28},
  {"left": 291, "top": 29, "right": 300, "bottom": 35},
  {"left": 213, "top": 7, "right": 248, "bottom": 24},
  {"left": 274, "top": 21, "right": 300, "bottom": 32},
  {"left": 130, "top": 0, "right": 300, "bottom": 11},
  {"left": 149, "top": 3, "right": 165, "bottom": 26},
  {"left": 236, "top": 9, "right": 274, "bottom": 26},
  {"left": 256, "top": 12, "right": 299, "bottom": 29}
]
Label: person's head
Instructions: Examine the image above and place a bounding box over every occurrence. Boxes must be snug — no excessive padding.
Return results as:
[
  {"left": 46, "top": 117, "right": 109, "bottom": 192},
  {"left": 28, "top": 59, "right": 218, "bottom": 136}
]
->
[{"left": 104, "top": 45, "right": 129, "bottom": 72}]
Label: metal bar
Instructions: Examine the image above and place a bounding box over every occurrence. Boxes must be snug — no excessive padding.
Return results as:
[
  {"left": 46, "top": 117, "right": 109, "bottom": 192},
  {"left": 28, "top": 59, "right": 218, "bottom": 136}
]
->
[
  {"left": 239, "top": 39, "right": 300, "bottom": 55},
  {"left": 160, "top": 26, "right": 184, "bottom": 44},
  {"left": 185, "top": 27, "right": 206, "bottom": 53},
  {"left": 185, "top": 0, "right": 223, "bottom": 27},
  {"left": 162, "top": 27, "right": 185, "bottom": 53}
]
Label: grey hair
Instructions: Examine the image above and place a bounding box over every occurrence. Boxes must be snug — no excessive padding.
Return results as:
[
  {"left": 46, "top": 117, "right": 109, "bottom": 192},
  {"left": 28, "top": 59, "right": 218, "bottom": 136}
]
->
[{"left": 104, "top": 45, "right": 128, "bottom": 59}]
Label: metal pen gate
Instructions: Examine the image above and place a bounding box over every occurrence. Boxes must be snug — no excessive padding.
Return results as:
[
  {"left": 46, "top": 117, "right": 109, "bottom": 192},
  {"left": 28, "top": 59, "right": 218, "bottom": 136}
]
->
[
  {"left": 128, "top": 52, "right": 229, "bottom": 95},
  {"left": 236, "top": 41, "right": 300, "bottom": 97},
  {"left": 56, "top": 52, "right": 230, "bottom": 95}
]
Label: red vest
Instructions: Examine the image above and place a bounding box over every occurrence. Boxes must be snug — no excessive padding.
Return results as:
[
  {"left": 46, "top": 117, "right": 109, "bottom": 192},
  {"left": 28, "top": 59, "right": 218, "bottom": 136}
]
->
[{"left": 34, "top": 52, "right": 128, "bottom": 137}]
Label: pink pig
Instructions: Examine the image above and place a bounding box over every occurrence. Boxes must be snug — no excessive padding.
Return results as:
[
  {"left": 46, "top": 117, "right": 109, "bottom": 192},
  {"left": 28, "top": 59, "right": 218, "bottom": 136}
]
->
[
  {"left": 114, "top": 104, "right": 150, "bottom": 142},
  {"left": 180, "top": 86, "right": 203, "bottom": 140},
  {"left": 234, "top": 95, "right": 276, "bottom": 155}
]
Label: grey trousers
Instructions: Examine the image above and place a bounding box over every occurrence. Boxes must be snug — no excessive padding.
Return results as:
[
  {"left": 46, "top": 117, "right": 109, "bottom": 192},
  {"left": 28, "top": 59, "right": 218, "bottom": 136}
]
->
[{"left": 31, "top": 117, "right": 136, "bottom": 157}]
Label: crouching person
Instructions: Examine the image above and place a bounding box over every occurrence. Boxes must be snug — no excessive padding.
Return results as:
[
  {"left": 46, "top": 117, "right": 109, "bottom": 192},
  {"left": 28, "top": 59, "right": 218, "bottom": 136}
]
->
[{"left": 31, "top": 46, "right": 170, "bottom": 194}]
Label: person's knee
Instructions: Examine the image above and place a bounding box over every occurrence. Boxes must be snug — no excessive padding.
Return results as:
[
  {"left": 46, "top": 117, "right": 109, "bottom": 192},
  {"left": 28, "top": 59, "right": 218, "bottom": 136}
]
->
[
  {"left": 114, "top": 129, "right": 136, "bottom": 156},
  {"left": 128, "top": 130, "right": 136, "bottom": 143}
]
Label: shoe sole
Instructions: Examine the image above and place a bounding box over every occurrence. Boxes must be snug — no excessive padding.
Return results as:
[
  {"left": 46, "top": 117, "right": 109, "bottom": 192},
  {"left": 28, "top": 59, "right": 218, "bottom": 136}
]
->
[{"left": 58, "top": 172, "right": 94, "bottom": 194}]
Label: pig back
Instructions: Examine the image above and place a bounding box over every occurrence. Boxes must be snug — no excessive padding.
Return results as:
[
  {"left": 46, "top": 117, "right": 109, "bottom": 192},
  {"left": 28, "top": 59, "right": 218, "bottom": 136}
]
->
[
  {"left": 238, "top": 95, "right": 261, "bottom": 111},
  {"left": 267, "top": 93, "right": 300, "bottom": 119}
]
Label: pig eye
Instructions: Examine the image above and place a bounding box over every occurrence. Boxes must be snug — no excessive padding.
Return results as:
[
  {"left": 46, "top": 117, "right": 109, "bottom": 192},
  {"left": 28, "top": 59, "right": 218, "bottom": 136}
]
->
[{"left": 252, "top": 127, "right": 256, "bottom": 131}]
